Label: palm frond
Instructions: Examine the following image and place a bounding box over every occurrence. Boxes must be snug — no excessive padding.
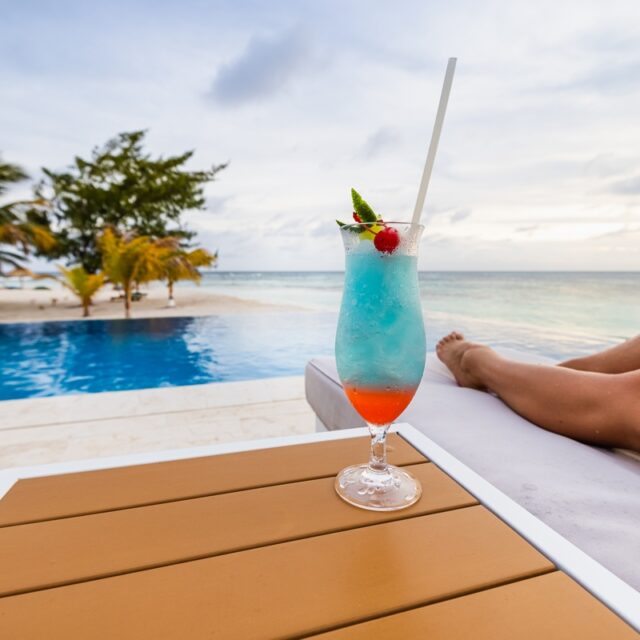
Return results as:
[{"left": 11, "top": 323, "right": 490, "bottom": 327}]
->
[
  {"left": 0, "top": 249, "right": 27, "bottom": 273},
  {"left": 59, "top": 266, "right": 103, "bottom": 295}
]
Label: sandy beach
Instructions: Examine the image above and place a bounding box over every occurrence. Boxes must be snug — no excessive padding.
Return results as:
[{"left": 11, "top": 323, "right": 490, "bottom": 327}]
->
[{"left": 0, "top": 285, "right": 299, "bottom": 324}]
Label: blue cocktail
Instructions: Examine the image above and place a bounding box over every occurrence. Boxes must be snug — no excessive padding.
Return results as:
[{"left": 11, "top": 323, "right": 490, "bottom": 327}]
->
[{"left": 335, "top": 221, "right": 426, "bottom": 510}]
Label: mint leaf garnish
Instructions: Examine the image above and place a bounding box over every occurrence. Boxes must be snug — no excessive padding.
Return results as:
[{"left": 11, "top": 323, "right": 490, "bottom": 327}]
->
[
  {"left": 351, "top": 188, "right": 378, "bottom": 222},
  {"left": 336, "top": 188, "right": 382, "bottom": 234}
]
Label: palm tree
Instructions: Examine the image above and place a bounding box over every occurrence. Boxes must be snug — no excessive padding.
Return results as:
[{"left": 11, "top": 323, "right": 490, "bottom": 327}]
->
[
  {"left": 157, "top": 238, "right": 216, "bottom": 307},
  {"left": 100, "top": 228, "right": 164, "bottom": 318},
  {"left": 0, "top": 158, "right": 55, "bottom": 274},
  {"left": 0, "top": 159, "right": 28, "bottom": 194},
  {"left": 58, "top": 265, "right": 105, "bottom": 318},
  {"left": 0, "top": 201, "right": 55, "bottom": 265}
]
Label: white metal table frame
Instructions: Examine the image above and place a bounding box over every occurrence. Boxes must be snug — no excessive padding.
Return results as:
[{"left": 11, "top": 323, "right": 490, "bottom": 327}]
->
[{"left": 1, "top": 423, "right": 639, "bottom": 632}]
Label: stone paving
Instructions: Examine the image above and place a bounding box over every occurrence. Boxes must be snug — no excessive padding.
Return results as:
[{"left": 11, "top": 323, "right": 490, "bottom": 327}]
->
[{"left": 0, "top": 376, "right": 315, "bottom": 469}]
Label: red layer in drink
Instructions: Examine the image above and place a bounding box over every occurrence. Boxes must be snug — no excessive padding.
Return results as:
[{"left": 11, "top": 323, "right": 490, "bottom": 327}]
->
[{"left": 343, "top": 385, "right": 417, "bottom": 425}]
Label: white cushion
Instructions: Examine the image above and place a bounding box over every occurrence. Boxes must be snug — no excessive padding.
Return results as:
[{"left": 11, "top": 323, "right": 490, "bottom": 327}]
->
[{"left": 305, "top": 350, "right": 640, "bottom": 591}]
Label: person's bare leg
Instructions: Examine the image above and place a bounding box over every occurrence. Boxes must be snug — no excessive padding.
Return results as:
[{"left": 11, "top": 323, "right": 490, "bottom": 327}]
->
[
  {"left": 436, "top": 333, "right": 640, "bottom": 452},
  {"left": 560, "top": 335, "right": 640, "bottom": 374}
]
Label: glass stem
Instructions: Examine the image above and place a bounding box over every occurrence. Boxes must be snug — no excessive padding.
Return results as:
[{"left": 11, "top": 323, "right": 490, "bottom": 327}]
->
[{"left": 367, "top": 423, "right": 390, "bottom": 473}]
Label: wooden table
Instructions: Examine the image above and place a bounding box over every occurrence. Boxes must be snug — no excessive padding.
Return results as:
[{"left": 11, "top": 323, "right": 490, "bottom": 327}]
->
[{"left": 0, "top": 424, "right": 638, "bottom": 639}]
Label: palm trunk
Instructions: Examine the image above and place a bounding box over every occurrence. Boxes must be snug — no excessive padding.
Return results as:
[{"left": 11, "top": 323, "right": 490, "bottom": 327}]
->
[
  {"left": 124, "top": 283, "right": 132, "bottom": 319},
  {"left": 82, "top": 297, "right": 90, "bottom": 318}
]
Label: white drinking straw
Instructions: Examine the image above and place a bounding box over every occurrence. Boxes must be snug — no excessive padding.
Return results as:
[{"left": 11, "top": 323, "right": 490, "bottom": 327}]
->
[{"left": 411, "top": 57, "right": 457, "bottom": 226}]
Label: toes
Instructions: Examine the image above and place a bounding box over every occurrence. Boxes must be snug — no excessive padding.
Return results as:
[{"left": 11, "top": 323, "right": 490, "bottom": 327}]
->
[
  {"left": 437, "top": 333, "right": 459, "bottom": 348},
  {"left": 453, "top": 331, "right": 464, "bottom": 340}
]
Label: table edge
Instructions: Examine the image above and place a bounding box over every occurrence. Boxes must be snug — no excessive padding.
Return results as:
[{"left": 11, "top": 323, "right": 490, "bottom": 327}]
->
[
  {"left": 0, "top": 427, "right": 375, "bottom": 501},
  {"left": 396, "top": 423, "right": 640, "bottom": 632}
]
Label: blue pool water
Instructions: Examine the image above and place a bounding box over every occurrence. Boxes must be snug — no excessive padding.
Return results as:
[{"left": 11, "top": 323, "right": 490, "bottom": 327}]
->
[{"left": 0, "top": 313, "right": 338, "bottom": 401}]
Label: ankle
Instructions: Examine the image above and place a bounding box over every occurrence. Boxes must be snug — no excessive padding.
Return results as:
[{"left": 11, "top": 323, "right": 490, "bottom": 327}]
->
[{"left": 460, "top": 345, "right": 491, "bottom": 379}]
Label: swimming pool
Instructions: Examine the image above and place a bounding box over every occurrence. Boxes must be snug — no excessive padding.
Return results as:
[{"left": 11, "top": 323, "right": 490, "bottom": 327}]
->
[
  {"left": 0, "top": 305, "right": 619, "bottom": 401},
  {"left": 0, "top": 313, "right": 338, "bottom": 401}
]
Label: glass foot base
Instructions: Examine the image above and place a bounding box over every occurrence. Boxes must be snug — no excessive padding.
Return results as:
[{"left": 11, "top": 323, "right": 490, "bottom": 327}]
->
[{"left": 335, "top": 463, "right": 422, "bottom": 511}]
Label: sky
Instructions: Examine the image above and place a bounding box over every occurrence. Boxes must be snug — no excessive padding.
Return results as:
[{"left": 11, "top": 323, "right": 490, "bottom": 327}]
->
[{"left": 2, "top": 0, "right": 640, "bottom": 271}]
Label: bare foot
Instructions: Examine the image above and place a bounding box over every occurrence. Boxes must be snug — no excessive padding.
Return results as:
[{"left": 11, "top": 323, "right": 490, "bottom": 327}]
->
[{"left": 436, "top": 332, "right": 489, "bottom": 390}]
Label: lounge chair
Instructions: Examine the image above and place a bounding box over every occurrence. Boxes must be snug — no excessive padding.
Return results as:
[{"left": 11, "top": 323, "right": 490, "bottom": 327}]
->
[{"left": 305, "top": 348, "right": 640, "bottom": 592}]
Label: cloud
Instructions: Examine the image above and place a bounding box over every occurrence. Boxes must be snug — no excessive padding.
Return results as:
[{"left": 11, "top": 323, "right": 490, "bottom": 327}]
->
[
  {"left": 549, "top": 57, "right": 640, "bottom": 97},
  {"left": 579, "top": 28, "right": 639, "bottom": 54},
  {"left": 590, "top": 225, "right": 635, "bottom": 240},
  {"left": 608, "top": 175, "right": 640, "bottom": 195},
  {"left": 206, "top": 195, "right": 232, "bottom": 214},
  {"left": 210, "top": 29, "right": 310, "bottom": 106},
  {"left": 450, "top": 208, "right": 471, "bottom": 223},
  {"left": 304, "top": 219, "right": 338, "bottom": 236},
  {"left": 582, "top": 154, "right": 638, "bottom": 179},
  {"left": 422, "top": 206, "right": 471, "bottom": 225},
  {"left": 359, "top": 127, "right": 400, "bottom": 159},
  {"left": 423, "top": 233, "right": 454, "bottom": 247}
]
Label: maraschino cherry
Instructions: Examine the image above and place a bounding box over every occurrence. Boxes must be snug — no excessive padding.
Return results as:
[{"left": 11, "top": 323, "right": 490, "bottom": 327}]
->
[{"left": 374, "top": 225, "right": 400, "bottom": 253}]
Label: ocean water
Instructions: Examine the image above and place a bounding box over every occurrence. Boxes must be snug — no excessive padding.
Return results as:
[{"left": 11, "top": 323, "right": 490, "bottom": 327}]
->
[{"left": 200, "top": 271, "right": 640, "bottom": 359}]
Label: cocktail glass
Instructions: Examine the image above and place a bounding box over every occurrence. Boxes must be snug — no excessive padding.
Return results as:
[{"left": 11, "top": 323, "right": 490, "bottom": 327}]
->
[{"left": 335, "top": 221, "right": 426, "bottom": 511}]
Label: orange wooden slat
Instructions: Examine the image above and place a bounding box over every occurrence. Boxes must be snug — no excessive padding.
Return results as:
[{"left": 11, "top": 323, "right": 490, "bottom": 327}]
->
[
  {"left": 0, "top": 434, "right": 424, "bottom": 526},
  {"left": 0, "top": 462, "right": 478, "bottom": 596},
  {"left": 0, "top": 506, "right": 553, "bottom": 640},
  {"left": 308, "top": 572, "right": 639, "bottom": 639}
]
